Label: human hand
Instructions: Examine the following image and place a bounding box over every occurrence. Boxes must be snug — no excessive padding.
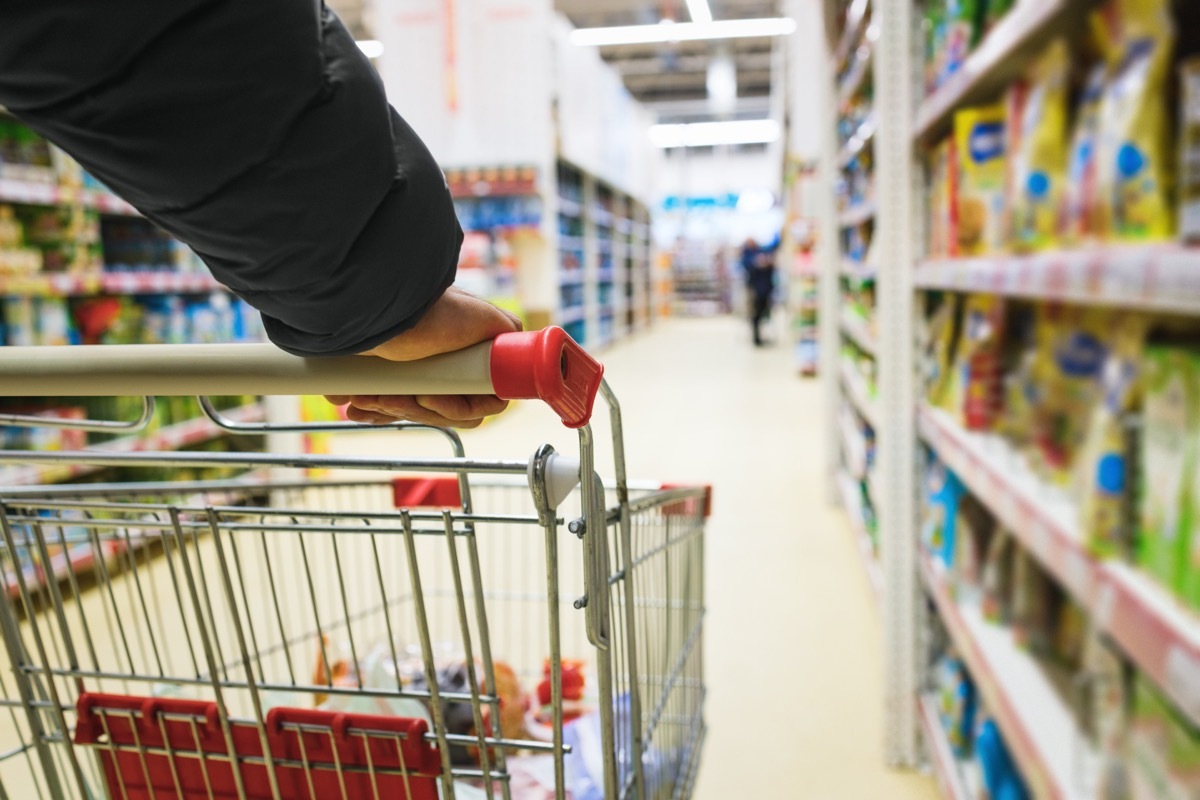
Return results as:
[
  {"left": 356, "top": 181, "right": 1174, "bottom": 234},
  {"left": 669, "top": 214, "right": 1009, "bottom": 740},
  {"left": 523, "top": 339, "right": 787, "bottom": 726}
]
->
[{"left": 325, "top": 287, "right": 523, "bottom": 428}]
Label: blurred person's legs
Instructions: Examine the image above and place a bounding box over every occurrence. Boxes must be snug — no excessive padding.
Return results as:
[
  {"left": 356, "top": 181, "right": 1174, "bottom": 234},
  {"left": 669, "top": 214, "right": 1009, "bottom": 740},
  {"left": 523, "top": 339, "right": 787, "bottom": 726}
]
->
[{"left": 751, "top": 291, "right": 771, "bottom": 345}]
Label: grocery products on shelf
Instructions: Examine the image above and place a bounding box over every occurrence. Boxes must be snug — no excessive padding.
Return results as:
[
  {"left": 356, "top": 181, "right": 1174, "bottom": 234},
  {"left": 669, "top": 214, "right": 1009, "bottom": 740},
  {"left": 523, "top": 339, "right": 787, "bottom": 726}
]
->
[
  {"left": 920, "top": 442, "right": 1200, "bottom": 799},
  {"left": 924, "top": 0, "right": 1195, "bottom": 259}
]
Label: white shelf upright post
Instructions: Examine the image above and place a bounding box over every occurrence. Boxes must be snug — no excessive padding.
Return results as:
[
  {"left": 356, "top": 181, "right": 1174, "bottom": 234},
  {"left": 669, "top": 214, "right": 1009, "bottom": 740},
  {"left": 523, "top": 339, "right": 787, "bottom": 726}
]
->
[{"left": 875, "top": 0, "right": 919, "bottom": 766}]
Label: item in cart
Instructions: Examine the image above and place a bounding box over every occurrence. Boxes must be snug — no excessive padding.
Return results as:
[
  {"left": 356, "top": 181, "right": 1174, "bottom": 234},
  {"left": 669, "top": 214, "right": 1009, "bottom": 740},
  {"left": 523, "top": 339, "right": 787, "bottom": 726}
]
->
[
  {"left": 953, "top": 103, "right": 1008, "bottom": 256},
  {"left": 1139, "top": 345, "right": 1195, "bottom": 598},
  {"left": 1181, "top": 57, "right": 1200, "bottom": 243},
  {"left": 485, "top": 661, "right": 531, "bottom": 742},
  {"left": 1062, "top": 64, "right": 1109, "bottom": 244},
  {"left": 1093, "top": 0, "right": 1177, "bottom": 242},
  {"left": 1077, "top": 316, "right": 1146, "bottom": 558},
  {"left": 944, "top": 293, "right": 1005, "bottom": 430},
  {"left": 1007, "top": 39, "right": 1070, "bottom": 252}
]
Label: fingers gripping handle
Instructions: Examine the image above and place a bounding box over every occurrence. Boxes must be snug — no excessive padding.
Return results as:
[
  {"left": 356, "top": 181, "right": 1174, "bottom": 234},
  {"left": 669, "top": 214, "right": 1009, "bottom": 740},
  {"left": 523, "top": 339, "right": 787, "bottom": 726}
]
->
[{"left": 489, "top": 328, "right": 604, "bottom": 429}]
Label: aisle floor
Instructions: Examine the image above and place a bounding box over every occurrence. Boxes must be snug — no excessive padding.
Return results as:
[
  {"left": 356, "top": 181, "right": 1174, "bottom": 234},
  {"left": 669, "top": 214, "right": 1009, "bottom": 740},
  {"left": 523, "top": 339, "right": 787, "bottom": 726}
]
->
[{"left": 330, "top": 315, "right": 937, "bottom": 798}]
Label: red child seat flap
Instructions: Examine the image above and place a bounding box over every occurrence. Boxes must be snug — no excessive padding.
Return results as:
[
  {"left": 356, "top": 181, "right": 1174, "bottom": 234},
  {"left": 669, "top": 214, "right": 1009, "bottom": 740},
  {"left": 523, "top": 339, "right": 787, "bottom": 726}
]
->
[{"left": 75, "top": 692, "right": 441, "bottom": 799}]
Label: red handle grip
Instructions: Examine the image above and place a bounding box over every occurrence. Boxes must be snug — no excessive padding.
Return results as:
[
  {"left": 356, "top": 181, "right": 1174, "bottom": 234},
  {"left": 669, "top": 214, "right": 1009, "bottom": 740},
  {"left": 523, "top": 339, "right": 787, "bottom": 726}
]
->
[{"left": 489, "top": 327, "right": 604, "bottom": 428}]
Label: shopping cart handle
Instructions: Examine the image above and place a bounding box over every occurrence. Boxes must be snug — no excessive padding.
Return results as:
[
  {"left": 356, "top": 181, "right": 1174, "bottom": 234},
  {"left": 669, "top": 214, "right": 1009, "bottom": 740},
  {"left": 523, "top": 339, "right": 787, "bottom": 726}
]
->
[
  {"left": 0, "top": 327, "right": 604, "bottom": 429},
  {"left": 490, "top": 327, "right": 603, "bottom": 429}
]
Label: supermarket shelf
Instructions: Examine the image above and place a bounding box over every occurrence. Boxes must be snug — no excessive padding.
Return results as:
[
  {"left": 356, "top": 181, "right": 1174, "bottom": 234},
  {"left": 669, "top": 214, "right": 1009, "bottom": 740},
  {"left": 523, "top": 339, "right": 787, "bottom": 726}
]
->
[
  {"left": 557, "top": 196, "right": 583, "bottom": 217},
  {"left": 916, "top": 246, "right": 1200, "bottom": 315},
  {"left": 597, "top": 268, "right": 615, "bottom": 283},
  {"left": 558, "top": 235, "right": 585, "bottom": 250},
  {"left": 560, "top": 305, "right": 586, "bottom": 325},
  {"left": 838, "top": 113, "right": 877, "bottom": 168},
  {"left": 841, "top": 259, "right": 877, "bottom": 281},
  {"left": 838, "top": 45, "right": 873, "bottom": 108},
  {"left": 559, "top": 270, "right": 585, "bottom": 287},
  {"left": 593, "top": 207, "right": 614, "bottom": 227},
  {"left": 0, "top": 402, "right": 266, "bottom": 487},
  {"left": 917, "top": 694, "right": 972, "bottom": 800},
  {"left": 914, "top": 0, "right": 1084, "bottom": 145},
  {"left": 0, "top": 271, "right": 225, "bottom": 297},
  {"left": 919, "top": 405, "right": 1200, "bottom": 728},
  {"left": 838, "top": 469, "right": 882, "bottom": 606},
  {"left": 921, "top": 556, "right": 1099, "bottom": 800},
  {"left": 834, "top": 0, "right": 871, "bottom": 67},
  {"left": 838, "top": 404, "right": 868, "bottom": 479},
  {"left": 0, "top": 177, "right": 140, "bottom": 216},
  {"left": 839, "top": 309, "right": 877, "bottom": 357},
  {"left": 838, "top": 358, "right": 880, "bottom": 428},
  {"left": 839, "top": 201, "right": 875, "bottom": 228}
]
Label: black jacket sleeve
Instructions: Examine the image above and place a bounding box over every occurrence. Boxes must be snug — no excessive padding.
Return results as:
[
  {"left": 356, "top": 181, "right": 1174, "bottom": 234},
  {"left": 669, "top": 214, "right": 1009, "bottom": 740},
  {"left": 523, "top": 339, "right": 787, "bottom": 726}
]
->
[{"left": 0, "top": 1, "right": 461, "bottom": 356}]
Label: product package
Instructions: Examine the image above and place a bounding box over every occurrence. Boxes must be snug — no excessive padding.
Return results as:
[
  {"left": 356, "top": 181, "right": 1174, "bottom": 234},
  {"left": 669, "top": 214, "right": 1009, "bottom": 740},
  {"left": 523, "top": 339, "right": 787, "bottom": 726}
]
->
[
  {"left": 1139, "top": 345, "right": 1196, "bottom": 598},
  {"left": 1062, "top": 64, "right": 1109, "bottom": 244},
  {"left": 1077, "top": 315, "right": 1146, "bottom": 558},
  {"left": 942, "top": 0, "right": 983, "bottom": 83},
  {"left": 928, "top": 137, "right": 957, "bottom": 257},
  {"left": 953, "top": 103, "right": 1008, "bottom": 255},
  {"left": 1029, "top": 305, "right": 1114, "bottom": 485},
  {"left": 1181, "top": 56, "right": 1200, "bottom": 243},
  {"left": 1186, "top": 350, "right": 1200, "bottom": 612},
  {"left": 1007, "top": 39, "right": 1071, "bottom": 252},
  {"left": 944, "top": 294, "right": 1006, "bottom": 430},
  {"left": 1093, "top": 0, "right": 1177, "bottom": 242},
  {"left": 980, "top": 527, "right": 1016, "bottom": 624}
]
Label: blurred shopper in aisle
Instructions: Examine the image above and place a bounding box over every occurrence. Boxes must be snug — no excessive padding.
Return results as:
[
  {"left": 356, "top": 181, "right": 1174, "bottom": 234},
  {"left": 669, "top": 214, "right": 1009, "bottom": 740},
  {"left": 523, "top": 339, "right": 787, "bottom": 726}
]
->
[
  {"left": 0, "top": 1, "right": 518, "bottom": 428},
  {"left": 742, "top": 236, "right": 778, "bottom": 346}
]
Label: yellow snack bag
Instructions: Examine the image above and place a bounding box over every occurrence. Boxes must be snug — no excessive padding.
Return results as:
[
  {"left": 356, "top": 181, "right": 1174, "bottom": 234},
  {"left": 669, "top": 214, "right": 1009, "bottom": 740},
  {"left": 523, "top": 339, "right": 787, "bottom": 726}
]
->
[
  {"left": 1030, "top": 305, "right": 1115, "bottom": 485},
  {"left": 1093, "top": 0, "right": 1176, "bottom": 241},
  {"left": 1009, "top": 39, "right": 1071, "bottom": 252},
  {"left": 1061, "top": 63, "right": 1109, "bottom": 244},
  {"left": 953, "top": 103, "right": 1008, "bottom": 256},
  {"left": 1076, "top": 314, "right": 1146, "bottom": 556}
]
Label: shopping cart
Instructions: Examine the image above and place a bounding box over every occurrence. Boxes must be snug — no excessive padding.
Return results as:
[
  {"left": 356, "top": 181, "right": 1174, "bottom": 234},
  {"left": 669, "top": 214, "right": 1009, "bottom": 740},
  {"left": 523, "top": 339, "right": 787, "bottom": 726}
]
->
[{"left": 0, "top": 327, "right": 708, "bottom": 800}]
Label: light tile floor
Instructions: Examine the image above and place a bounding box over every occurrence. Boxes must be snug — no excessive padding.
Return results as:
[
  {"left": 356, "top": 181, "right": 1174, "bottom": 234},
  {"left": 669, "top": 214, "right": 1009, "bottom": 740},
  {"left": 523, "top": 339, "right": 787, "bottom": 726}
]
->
[{"left": 329, "top": 315, "right": 940, "bottom": 799}]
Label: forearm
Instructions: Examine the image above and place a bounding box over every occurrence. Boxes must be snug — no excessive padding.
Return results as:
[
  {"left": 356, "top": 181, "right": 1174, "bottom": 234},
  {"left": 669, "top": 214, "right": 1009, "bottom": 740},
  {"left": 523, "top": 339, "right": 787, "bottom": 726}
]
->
[{"left": 0, "top": 1, "right": 460, "bottom": 356}]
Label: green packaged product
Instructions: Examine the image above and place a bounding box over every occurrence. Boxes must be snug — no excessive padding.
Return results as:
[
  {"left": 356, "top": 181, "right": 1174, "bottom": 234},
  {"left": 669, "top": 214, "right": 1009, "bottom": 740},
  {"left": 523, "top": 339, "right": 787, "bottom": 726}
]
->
[
  {"left": 1139, "top": 346, "right": 1195, "bottom": 598},
  {"left": 983, "top": 0, "right": 1014, "bottom": 31},
  {"left": 1185, "top": 350, "right": 1200, "bottom": 612}
]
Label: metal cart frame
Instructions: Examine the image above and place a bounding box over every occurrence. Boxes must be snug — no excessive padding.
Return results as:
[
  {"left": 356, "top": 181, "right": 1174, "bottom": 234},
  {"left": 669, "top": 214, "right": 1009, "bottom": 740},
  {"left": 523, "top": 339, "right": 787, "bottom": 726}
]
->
[{"left": 0, "top": 328, "right": 708, "bottom": 799}]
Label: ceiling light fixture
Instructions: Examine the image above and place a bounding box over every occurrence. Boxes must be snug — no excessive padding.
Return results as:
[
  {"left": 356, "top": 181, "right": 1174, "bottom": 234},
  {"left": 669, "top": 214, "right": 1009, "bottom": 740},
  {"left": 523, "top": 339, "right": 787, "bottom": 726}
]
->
[
  {"left": 649, "top": 119, "right": 781, "bottom": 149},
  {"left": 356, "top": 40, "right": 385, "bottom": 59},
  {"left": 685, "top": 0, "right": 713, "bottom": 24},
  {"left": 571, "top": 18, "right": 797, "bottom": 47}
]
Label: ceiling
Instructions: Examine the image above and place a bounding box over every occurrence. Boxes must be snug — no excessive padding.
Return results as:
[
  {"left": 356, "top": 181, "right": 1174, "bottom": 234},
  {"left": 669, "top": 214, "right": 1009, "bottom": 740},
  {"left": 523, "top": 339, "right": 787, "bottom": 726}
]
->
[
  {"left": 553, "top": 0, "right": 782, "bottom": 116},
  {"left": 328, "top": 0, "right": 784, "bottom": 120}
]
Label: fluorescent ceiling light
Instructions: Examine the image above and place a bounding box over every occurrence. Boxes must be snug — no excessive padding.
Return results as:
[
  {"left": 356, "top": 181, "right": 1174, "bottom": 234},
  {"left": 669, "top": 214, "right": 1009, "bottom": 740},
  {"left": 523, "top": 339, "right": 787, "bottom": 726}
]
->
[
  {"left": 571, "top": 18, "right": 797, "bottom": 47},
  {"left": 649, "top": 119, "right": 781, "bottom": 148},
  {"left": 706, "top": 55, "right": 737, "bottom": 114},
  {"left": 356, "top": 39, "right": 385, "bottom": 59},
  {"left": 686, "top": 0, "right": 713, "bottom": 24}
]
